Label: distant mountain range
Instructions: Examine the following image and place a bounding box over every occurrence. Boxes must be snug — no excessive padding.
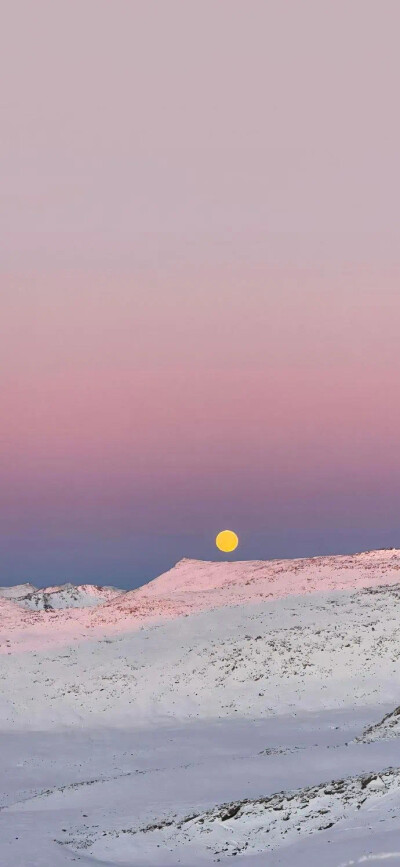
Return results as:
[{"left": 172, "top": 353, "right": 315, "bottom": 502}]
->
[{"left": 0, "top": 581, "right": 124, "bottom": 610}]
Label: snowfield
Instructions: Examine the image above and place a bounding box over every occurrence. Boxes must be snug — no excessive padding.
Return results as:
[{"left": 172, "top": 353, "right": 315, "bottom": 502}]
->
[{"left": 2, "top": 549, "right": 400, "bottom": 865}]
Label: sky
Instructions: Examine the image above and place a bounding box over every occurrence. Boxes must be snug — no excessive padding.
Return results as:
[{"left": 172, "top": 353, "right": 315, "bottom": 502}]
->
[{"left": 2, "top": 0, "right": 400, "bottom": 588}]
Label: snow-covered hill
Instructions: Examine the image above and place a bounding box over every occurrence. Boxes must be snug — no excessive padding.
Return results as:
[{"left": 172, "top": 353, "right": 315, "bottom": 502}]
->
[{"left": 2, "top": 549, "right": 400, "bottom": 866}]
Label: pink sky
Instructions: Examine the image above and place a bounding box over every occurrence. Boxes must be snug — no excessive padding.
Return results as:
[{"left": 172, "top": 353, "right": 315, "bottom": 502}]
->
[{"left": 2, "top": 1, "right": 400, "bottom": 586}]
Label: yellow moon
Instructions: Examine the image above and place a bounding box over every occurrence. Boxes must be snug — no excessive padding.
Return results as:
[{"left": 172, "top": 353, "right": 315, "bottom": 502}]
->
[{"left": 216, "top": 529, "right": 239, "bottom": 553}]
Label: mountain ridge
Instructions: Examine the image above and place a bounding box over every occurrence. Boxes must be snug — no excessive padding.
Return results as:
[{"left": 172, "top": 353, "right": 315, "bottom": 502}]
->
[{"left": 2, "top": 548, "right": 400, "bottom": 653}]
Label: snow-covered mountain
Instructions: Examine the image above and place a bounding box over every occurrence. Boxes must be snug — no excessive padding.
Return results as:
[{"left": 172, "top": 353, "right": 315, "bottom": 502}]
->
[
  {"left": 2, "top": 549, "right": 400, "bottom": 866},
  {"left": 0, "top": 581, "right": 124, "bottom": 610},
  {"left": 0, "top": 582, "right": 36, "bottom": 600}
]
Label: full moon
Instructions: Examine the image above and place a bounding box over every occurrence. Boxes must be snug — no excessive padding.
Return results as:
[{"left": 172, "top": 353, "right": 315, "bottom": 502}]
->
[{"left": 216, "top": 529, "right": 239, "bottom": 553}]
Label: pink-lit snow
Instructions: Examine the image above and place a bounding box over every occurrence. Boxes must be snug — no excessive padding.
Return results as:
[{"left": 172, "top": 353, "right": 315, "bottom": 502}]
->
[{"left": 1, "top": 548, "right": 400, "bottom": 653}]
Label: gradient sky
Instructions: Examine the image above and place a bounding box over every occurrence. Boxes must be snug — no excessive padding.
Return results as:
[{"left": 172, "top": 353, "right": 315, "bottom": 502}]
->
[{"left": 2, "top": 1, "right": 400, "bottom": 588}]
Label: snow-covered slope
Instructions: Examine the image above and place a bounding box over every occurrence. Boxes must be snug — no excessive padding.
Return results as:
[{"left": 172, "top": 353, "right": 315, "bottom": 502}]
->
[
  {"left": 357, "top": 704, "right": 400, "bottom": 743},
  {"left": 103, "top": 767, "right": 400, "bottom": 863},
  {"left": 3, "top": 549, "right": 400, "bottom": 866},
  {"left": 3, "top": 579, "right": 400, "bottom": 730}
]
